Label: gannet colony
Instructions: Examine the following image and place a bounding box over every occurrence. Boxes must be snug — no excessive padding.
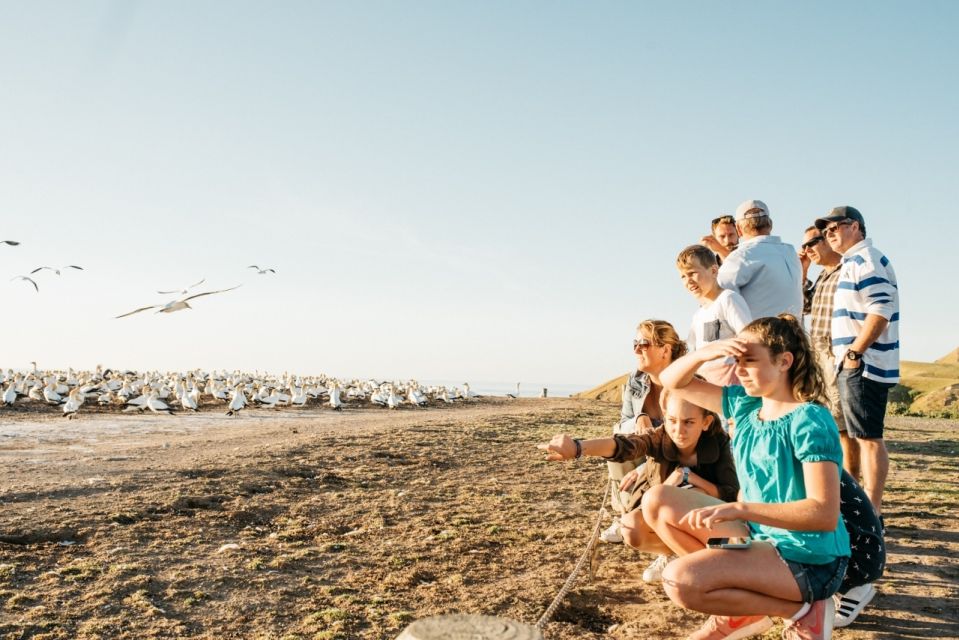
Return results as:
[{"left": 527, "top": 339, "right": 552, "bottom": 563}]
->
[{"left": 1, "top": 365, "right": 476, "bottom": 420}]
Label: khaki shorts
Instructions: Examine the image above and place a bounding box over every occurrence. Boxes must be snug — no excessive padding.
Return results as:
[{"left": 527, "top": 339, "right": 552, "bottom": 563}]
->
[{"left": 814, "top": 346, "right": 846, "bottom": 431}]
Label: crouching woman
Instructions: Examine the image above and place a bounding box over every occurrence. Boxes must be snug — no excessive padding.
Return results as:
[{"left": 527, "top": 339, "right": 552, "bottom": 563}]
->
[
  {"left": 538, "top": 390, "right": 739, "bottom": 560},
  {"left": 653, "top": 314, "right": 850, "bottom": 640}
]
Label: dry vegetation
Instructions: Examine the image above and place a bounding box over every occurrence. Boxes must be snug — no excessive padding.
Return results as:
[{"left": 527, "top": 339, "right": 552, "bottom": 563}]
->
[{"left": 1, "top": 399, "right": 957, "bottom": 639}]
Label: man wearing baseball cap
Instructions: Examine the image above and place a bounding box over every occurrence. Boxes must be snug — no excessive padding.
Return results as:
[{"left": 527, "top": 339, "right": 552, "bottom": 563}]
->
[
  {"left": 716, "top": 199, "right": 803, "bottom": 319},
  {"left": 815, "top": 206, "right": 899, "bottom": 523}
]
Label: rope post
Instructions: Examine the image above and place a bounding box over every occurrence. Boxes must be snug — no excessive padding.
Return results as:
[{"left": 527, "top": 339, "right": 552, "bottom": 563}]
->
[{"left": 397, "top": 614, "right": 543, "bottom": 639}]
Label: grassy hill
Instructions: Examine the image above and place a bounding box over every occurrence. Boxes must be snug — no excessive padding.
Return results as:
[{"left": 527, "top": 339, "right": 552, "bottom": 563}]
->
[{"left": 577, "top": 353, "right": 959, "bottom": 418}]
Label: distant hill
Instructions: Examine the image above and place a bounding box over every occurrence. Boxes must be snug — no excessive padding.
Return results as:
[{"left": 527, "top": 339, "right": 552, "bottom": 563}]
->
[
  {"left": 936, "top": 347, "right": 959, "bottom": 364},
  {"left": 578, "top": 360, "right": 959, "bottom": 417}
]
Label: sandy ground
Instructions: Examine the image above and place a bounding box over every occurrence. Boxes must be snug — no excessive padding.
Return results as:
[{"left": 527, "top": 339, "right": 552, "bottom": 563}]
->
[{"left": 1, "top": 398, "right": 957, "bottom": 639}]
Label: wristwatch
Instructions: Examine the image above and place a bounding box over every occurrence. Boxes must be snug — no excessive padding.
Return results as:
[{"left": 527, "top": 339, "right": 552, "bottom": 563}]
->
[{"left": 845, "top": 350, "right": 863, "bottom": 361}]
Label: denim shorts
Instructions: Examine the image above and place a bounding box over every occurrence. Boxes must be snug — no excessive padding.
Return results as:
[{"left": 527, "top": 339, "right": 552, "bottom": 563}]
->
[
  {"left": 775, "top": 548, "right": 848, "bottom": 603},
  {"left": 837, "top": 362, "right": 892, "bottom": 439}
]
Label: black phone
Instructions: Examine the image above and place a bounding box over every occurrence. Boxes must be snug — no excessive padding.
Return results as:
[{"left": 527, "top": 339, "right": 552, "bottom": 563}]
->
[{"left": 706, "top": 536, "right": 752, "bottom": 549}]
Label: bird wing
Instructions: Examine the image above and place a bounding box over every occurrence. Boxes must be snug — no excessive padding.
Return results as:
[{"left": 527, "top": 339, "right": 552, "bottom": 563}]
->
[
  {"left": 157, "top": 289, "right": 179, "bottom": 294},
  {"left": 10, "top": 276, "right": 39, "bottom": 292},
  {"left": 182, "top": 284, "right": 242, "bottom": 302},
  {"left": 30, "top": 267, "right": 52, "bottom": 274},
  {"left": 264, "top": 268, "right": 276, "bottom": 273},
  {"left": 188, "top": 278, "right": 205, "bottom": 289},
  {"left": 1, "top": 240, "right": 20, "bottom": 246},
  {"left": 65, "top": 265, "right": 84, "bottom": 270},
  {"left": 115, "top": 305, "right": 160, "bottom": 319},
  {"left": 247, "top": 265, "right": 259, "bottom": 270}
]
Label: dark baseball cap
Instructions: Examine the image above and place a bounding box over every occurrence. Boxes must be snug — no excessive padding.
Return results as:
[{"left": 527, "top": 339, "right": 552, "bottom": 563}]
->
[{"left": 815, "top": 206, "right": 865, "bottom": 230}]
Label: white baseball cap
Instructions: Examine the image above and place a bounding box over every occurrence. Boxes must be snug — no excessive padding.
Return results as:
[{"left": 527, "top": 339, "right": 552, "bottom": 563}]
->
[{"left": 735, "top": 199, "right": 770, "bottom": 220}]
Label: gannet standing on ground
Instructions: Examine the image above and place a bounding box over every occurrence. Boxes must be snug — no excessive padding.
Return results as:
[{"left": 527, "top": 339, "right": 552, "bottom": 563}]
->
[
  {"left": 226, "top": 385, "right": 247, "bottom": 416},
  {"left": 408, "top": 385, "right": 427, "bottom": 407},
  {"left": 386, "top": 384, "right": 401, "bottom": 410},
  {"left": 328, "top": 382, "right": 343, "bottom": 410},
  {"left": 180, "top": 388, "right": 199, "bottom": 412},
  {"left": 43, "top": 382, "right": 63, "bottom": 405},
  {"left": 2, "top": 383, "right": 17, "bottom": 406},
  {"left": 146, "top": 391, "right": 172, "bottom": 415},
  {"left": 462, "top": 383, "right": 472, "bottom": 402},
  {"left": 62, "top": 389, "right": 83, "bottom": 419}
]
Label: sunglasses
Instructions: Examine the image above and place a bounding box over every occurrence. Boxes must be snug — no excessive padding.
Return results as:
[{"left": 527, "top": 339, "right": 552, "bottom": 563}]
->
[
  {"left": 823, "top": 219, "right": 853, "bottom": 236},
  {"left": 801, "top": 236, "right": 824, "bottom": 250},
  {"left": 633, "top": 339, "right": 657, "bottom": 351},
  {"left": 711, "top": 215, "right": 735, "bottom": 226}
]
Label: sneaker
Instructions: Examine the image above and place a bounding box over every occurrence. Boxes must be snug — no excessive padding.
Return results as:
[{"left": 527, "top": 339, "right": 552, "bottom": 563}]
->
[
  {"left": 686, "top": 614, "right": 774, "bottom": 640},
  {"left": 833, "top": 582, "right": 876, "bottom": 628},
  {"left": 782, "top": 598, "right": 834, "bottom": 640},
  {"left": 642, "top": 554, "right": 671, "bottom": 582},
  {"left": 599, "top": 520, "right": 623, "bottom": 544}
]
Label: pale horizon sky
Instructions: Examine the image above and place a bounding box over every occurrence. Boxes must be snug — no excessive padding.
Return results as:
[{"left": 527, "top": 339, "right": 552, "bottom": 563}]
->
[{"left": 2, "top": 2, "right": 957, "bottom": 388}]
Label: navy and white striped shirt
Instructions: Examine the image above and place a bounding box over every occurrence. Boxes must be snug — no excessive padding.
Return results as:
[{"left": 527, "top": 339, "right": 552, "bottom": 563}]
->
[{"left": 831, "top": 239, "right": 900, "bottom": 384}]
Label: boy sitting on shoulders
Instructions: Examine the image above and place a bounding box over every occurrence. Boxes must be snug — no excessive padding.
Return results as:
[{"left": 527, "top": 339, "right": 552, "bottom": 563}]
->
[{"left": 677, "top": 245, "right": 752, "bottom": 386}]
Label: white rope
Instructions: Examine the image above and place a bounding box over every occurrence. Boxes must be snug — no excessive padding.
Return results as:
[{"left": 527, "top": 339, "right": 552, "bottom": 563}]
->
[{"left": 534, "top": 478, "right": 612, "bottom": 631}]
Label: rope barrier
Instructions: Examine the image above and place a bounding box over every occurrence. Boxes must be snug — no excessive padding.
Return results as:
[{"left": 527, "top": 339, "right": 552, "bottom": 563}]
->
[{"left": 534, "top": 478, "right": 612, "bottom": 631}]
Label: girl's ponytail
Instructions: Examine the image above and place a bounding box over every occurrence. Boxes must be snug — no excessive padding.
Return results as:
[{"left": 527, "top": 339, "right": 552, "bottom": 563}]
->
[{"left": 742, "top": 314, "right": 826, "bottom": 404}]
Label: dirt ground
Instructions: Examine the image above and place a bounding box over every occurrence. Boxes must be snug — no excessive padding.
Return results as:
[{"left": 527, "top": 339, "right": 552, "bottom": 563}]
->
[{"left": 1, "top": 398, "right": 957, "bottom": 639}]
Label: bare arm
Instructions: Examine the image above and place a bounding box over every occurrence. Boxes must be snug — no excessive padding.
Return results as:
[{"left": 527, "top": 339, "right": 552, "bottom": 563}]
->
[
  {"left": 659, "top": 339, "right": 747, "bottom": 415},
  {"left": 680, "top": 461, "right": 841, "bottom": 532},
  {"left": 849, "top": 314, "right": 890, "bottom": 355}
]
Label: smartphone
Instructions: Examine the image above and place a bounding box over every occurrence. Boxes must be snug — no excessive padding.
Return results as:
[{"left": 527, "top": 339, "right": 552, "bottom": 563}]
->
[{"left": 706, "top": 536, "right": 752, "bottom": 549}]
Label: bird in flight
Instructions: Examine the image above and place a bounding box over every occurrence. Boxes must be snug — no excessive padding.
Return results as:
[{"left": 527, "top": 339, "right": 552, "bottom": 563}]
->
[
  {"left": 1, "top": 240, "right": 20, "bottom": 246},
  {"left": 115, "top": 285, "right": 242, "bottom": 319},
  {"left": 10, "top": 275, "right": 39, "bottom": 292},
  {"left": 31, "top": 265, "right": 84, "bottom": 276},
  {"left": 247, "top": 265, "right": 276, "bottom": 274},
  {"left": 157, "top": 278, "right": 205, "bottom": 295}
]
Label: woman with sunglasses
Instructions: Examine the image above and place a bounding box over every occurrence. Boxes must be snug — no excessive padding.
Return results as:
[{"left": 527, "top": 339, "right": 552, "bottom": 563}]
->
[{"left": 599, "top": 320, "right": 687, "bottom": 580}]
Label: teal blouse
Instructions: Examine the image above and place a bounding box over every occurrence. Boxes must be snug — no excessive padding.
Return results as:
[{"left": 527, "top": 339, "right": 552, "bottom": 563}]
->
[{"left": 722, "top": 385, "right": 851, "bottom": 564}]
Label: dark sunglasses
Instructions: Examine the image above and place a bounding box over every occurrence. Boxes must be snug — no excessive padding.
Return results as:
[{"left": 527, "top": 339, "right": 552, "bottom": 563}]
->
[
  {"left": 711, "top": 215, "right": 735, "bottom": 226},
  {"left": 633, "top": 339, "right": 657, "bottom": 351},
  {"left": 801, "top": 236, "right": 824, "bottom": 250},
  {"left": 823, "top": 219, "right": 853, "bottom": 236}
]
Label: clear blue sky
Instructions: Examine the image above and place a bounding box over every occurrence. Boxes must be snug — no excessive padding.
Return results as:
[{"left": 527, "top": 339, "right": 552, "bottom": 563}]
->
[{"left": 2, "top": 1, "right": 956, "bottom": 387}]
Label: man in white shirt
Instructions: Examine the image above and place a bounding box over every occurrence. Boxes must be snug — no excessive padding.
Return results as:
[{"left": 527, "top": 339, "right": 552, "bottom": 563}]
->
[{"left": 717, "top": 199, "right": 803, "bottom": 319}]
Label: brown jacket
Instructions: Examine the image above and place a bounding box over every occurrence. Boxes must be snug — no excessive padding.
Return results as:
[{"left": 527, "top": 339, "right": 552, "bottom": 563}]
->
[{"left": 606, "top": 426, "right": 739, "bottom": 505}]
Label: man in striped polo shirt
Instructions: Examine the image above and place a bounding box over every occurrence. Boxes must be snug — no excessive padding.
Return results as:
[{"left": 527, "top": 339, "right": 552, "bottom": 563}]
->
[{"left": 815, "top": 206, "right": 899, "bottom": 518}]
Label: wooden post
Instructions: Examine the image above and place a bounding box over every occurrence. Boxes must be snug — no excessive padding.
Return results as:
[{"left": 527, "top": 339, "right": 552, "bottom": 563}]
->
[
  {"left": 541, "top": 387, "right": 548, "bottom": 398},
  {"left": 397, "top": 614, "right": 543, "bottom": 640}
]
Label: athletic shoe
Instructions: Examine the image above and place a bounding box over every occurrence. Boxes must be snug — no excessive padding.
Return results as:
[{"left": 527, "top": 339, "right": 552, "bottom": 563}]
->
[
  {"left": 599, "top": 520, "right": 623, "bottom": 544},
  {"left": 686, "top": 614, "right": 773, "bottom": 640},
  {"left": 781, "top": 598, "right": 834, "bottom": 640},
  {"left": 833, "top": 582, "right": 876, "bottom": 628},
  {"left": 642, "top": 554, "right": 671, "bottom": 582}
]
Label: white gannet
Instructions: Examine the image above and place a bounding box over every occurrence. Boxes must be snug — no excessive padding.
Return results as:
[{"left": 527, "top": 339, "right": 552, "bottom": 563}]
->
[
  {"left": 247, "top": 265, "right": 276, "bottom": 275},
  {"left": 180, "top": 388, "right": 199, "bottom": 412},
  {"left": 30, "top": 265, "right": 84, "bottom": 276},
  {"left": 43, "top": 382, "right": 63, "bottom": 405},
  {"left": 10, "top": 276, "right": 39, "bottom": 292},
  {"left": 226, "top": 385, "right": 247, "bottom": 416},
  {"left": 115, "top": 285, "right": 242, "bottom": 318},
  {"left": 328, "top": 382, "right": 343, "bottom": 410},
  {"left": 145, "top": 391, "right": 172, "bottom": 415},
  {"left": 62, "top": 389, "right": 83, "bottom": 419},
  {"left": 2, "top": 383, "right": 17, "bottom": 406},
  {"left": 408, "top": 385, "right": 428, "bottom": 407},
  {"left": 158, "top": 278, "right": 205, "bottom": 295},
  {"left": 1, "top": 240, "right": 20, "bottom": 246},
  {"left": 386, "top": 384, "right": 401, "bottom": 410}
]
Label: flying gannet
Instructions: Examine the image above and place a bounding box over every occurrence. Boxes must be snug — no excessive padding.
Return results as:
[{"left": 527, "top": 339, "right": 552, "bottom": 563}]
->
[
  {"left": 31, "top": 265, "right": 84, "bottom": 276},
  {"left": 247, "top": 265, "right": 276, "bottom": 274},
  {"left": 158, "top": 278, "right": 205, "bottom": 295},
  {"left": 115, "top": 285, "right": 241, "bottom": 318}
]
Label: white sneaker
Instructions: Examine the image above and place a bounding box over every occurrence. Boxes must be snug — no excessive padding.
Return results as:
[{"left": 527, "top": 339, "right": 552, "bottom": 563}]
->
[
  {"left": 642, "top": 554, "right": 670, "bottom": 582},
  {"left": 599, "top": 520, "right": 623, "bottom": 544},
  {"left": 833, "top": 582, "right": 876, "bottom": 628}
]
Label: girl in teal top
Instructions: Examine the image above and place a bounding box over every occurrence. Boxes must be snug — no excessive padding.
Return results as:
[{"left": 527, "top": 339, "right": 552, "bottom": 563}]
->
[{"left": 654, "top": 314, "right": 850, "bottom": 640}]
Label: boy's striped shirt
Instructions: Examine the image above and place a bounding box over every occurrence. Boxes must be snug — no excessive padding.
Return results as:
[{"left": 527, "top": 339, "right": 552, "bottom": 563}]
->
[{"left": 831, "top": 239, "right": 900, "bottom": 384}]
